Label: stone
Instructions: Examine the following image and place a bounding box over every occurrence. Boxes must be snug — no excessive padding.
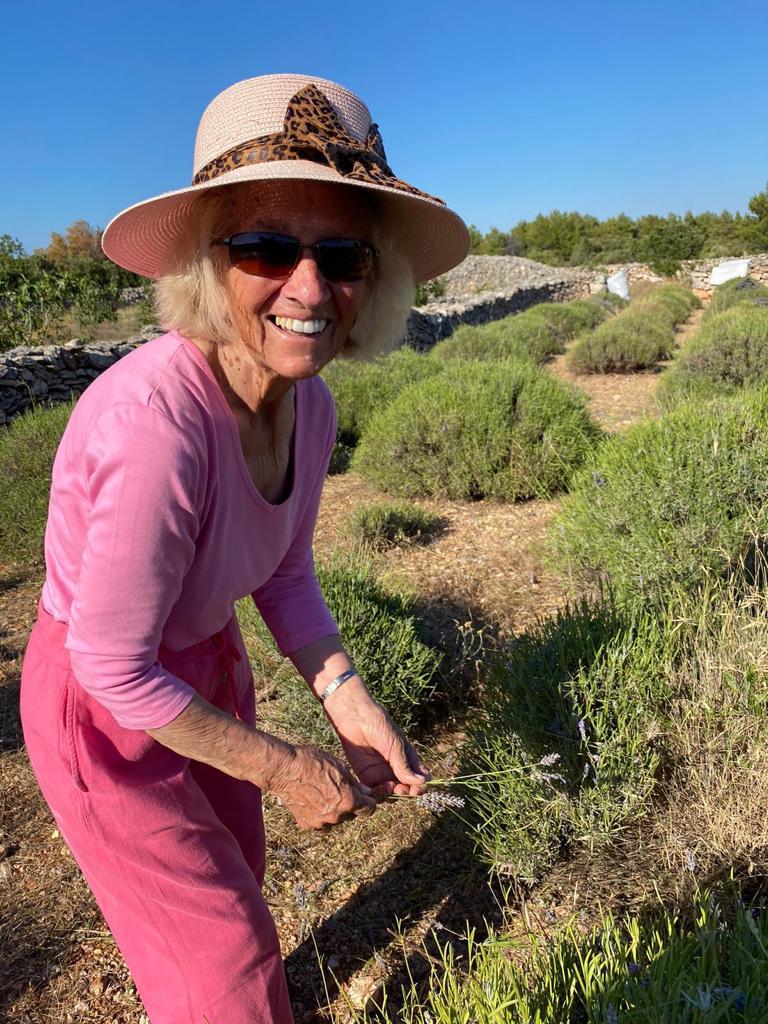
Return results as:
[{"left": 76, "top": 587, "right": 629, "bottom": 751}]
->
[{"left": 85, "top": 351, "right": 116, "bottom": 370}]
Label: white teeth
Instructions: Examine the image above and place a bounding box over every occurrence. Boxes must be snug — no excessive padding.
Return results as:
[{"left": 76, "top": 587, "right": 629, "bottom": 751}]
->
[{"left": 273, "top": 316, "right": 329, "bottom": 335}]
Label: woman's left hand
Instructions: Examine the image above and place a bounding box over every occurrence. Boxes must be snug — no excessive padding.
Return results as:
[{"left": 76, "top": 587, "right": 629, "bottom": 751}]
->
[{"left": 323, "top": 679, "right": 430, "bottom": 800}]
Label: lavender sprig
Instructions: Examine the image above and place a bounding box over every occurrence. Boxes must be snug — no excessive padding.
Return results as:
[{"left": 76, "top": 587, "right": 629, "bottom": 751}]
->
[{"left": 415, "top": 791, "right": 466, "bottom": 813}]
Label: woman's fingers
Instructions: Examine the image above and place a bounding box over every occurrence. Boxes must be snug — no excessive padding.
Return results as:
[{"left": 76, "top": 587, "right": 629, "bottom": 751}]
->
[
  {"left": 387, "top": 735, "right": 431, "bottom": 790},
  {"left": 278, "top": 745, "right": 377, "bottom": 830}
]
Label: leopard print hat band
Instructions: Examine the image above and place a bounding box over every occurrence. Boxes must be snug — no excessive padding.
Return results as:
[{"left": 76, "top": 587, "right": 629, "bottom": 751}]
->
[
  {"left": 192, "top": 84, "right": 445, "bottom": 206},
  {"left": 101, "top": 74, "right": 470, "bottom": 281}
]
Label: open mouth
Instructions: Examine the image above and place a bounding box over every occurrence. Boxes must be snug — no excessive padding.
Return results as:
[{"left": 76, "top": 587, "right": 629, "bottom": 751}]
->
[{"left": 267, "top": 315, "right": 331, "bottom": 337}]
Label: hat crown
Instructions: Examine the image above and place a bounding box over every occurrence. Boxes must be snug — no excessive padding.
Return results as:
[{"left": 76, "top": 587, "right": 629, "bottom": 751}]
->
[{"left": 193, "top": 74, "right": 374, "bottom": 176}]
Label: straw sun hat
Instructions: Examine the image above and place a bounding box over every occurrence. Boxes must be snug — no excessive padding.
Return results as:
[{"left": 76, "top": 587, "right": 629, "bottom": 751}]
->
[{"left": 101, "top": 73, "right": 470, "bottom": 284}]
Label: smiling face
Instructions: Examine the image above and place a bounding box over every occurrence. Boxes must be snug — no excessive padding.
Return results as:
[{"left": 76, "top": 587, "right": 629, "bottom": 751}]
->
[{"left": 222, "top": 179, "right": 374, "bottom": 383}]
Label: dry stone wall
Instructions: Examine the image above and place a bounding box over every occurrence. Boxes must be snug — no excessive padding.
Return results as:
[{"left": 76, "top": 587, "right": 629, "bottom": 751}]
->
[
  {"left": 0, "top": 258, "right": 593, "bottom": 425},
  {"left": 593, "top": 255, "right": 768, "bottom": 297},
  {"left": 0, "top": 327, "right": 164, "bottom": 425},
  {"left": 404, "top": 279, "right": 589, "bottom": 352}
]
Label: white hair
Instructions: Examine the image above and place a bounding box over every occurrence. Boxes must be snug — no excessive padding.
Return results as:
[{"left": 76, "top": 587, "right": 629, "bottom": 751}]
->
[{"left": 153, "top": 184, "right": 414, "bottom": 360}]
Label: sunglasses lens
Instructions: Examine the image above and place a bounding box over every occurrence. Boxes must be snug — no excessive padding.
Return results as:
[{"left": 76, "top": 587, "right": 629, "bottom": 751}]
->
[
  {"left": 225, "top": 233, "right": 376, "bottom": 281},
  {"left": 317, "top": 240, "right": 375, "bottom": 282},
  {"left": 227, "top": 233, "right": 298, "bottom": 277}
]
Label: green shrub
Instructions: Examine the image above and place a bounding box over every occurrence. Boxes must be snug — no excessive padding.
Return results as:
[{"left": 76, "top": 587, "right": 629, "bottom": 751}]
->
[
  {"left": 527, "top": 299, "right": 608, "bottom": 336},
  {"left": 660, "top": 304, "right": 768, "bottom": 405},
  {"left": 553, "top": 389, "right": 768, "bottom": 605},
  {"left": 467, "top": 597, "right": 671, "bottom": 879},
  {"left": 705, "top": 275, "right": 768, "bottom": 319},
  {"left": 322, "top": 348, "right": 443, "bottom": 469},
  {"left": 0, "top": 399, "right": 73, "bottom": 566},
  {"left": 431, "top": 316, "right": 557, "bottom": 366},
  {"left": 352, "top": 359, "right": 602, "bottom": 501},
  {"left": 0, "top": 253, "right": 136, "bottom": 352},
  {"left": 431, "top": 300, "right": 608, "bottom": 366},
  {"left": 414, "top": 277, "right": 446, "bottom": 305},
  {"left": 567, "top": 286, "right": 699, "bottom": 375},
  {"left": 589, "top": 289, "right": 629, "bottom": 311},
  {"left": 650, "top": 284, "right": 702, "bottom": 325},
  {"left": 316, "top": 561, "right": 443, "bottom": 729},
  {"left": 430, "top": 320, "right": 541, "bottom": 364},
  {"left": 348, "top": 501, "right": 441, "bottom": 550},
  {"left": 237, "top": 559, "right": 444, "bottom": 742},
  {"left": 566, "top": 309, "right": 674, "bottom": 373}
]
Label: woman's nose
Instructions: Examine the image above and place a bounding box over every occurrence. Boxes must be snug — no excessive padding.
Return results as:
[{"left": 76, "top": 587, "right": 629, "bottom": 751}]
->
[{"left": 283, "top": 248, "right": 332, "bottom": 305}]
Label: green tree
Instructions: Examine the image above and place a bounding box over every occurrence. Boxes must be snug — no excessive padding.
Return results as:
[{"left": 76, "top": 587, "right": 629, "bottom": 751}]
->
[
  {"left": 0, "top": 235, "right": 25, "bottom": 262},
  {"left": 636, "top": 214, "right": 705, "bottom": 275},
  {"left": 467, "top": 224, "right": 485, "bottom": 254},
  {"left": 477, "top": 226, "right": 511, "bottom": 256},
  {"left": 747, "top": 182, "right": 768, "bottom": 250}
]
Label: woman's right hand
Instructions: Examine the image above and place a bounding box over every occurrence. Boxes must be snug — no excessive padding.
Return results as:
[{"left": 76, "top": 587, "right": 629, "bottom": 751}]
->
[{"left": 266, "top": 744, "right": 377, "bottom": 831}]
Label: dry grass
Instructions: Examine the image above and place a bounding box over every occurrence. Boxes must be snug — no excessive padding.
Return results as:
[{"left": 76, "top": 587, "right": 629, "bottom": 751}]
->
[
  {"left": 315, "top": 474, "right": 568, "bottom": 640},
  {"left": 651, "top": 587, "right": 768, "bottom": 885}
]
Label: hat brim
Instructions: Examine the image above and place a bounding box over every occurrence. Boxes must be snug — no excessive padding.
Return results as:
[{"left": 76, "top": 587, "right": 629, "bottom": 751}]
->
[{"left": 101, "top": 160, "right": 470, "bottom": 284}]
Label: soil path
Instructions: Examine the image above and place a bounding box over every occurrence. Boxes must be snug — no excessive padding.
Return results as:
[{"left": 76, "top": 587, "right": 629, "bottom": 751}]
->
[
  {"left": 547, "top": 305, "right": 705, "bottom": 431},
  {"left": 0, "top": 303, "right": 706, "bottom": 1023}
]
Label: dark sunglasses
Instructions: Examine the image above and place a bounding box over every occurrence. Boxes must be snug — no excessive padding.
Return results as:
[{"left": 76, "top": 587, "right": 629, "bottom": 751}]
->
[{"left": 214, "top": 231, "right": 379, "bottom": 282}]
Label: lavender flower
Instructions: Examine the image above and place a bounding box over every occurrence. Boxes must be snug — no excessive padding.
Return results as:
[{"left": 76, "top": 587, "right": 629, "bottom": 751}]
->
[
  {"left": 539, "top": 752, "right": 561, "bottom": 767},
  {"left": 712, "top": 988, "right": 747, "bottom": 1012},
  {"left": 416, "top": 790, "right": 466, "bottom": 813},
  {"left": 578, "top": 719, "right": 588, "bottom": 744},
  {"left": 540, "top": 772, "right": 568, "bottom": 786},
  {"left": 605, "top": 1004, "right": 618, "bottom": 1024},
  {"left": 684, "top": 848, "right": 697, "bottom": 872},
  {"left": 294, "top": 882, "right": 308, "bottom": 911}
]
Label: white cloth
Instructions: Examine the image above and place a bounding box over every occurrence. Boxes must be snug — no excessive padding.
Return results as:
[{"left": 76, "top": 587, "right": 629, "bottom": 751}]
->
[
  {"left": 606, "top": 269, "right": 630, "bottom": 300},
  {"left": 709, "top": 259, "right": 751, "bottom": 286}
]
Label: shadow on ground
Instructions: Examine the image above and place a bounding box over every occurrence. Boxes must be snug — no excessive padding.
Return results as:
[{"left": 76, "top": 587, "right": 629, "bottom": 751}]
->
[{"left": 284, "top": 804, "right": 506, "bottom": 1022}]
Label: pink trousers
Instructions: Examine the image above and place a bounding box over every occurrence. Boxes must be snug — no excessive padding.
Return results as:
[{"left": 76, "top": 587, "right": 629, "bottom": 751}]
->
[{"left": 20, "top": 597, "right": 294, "bottom": 1024}]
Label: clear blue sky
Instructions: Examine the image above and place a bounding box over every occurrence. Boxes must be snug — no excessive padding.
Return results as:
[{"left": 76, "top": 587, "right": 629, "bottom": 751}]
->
[{"left": 4, "top": 0, "right": 768, "bottom": 253}]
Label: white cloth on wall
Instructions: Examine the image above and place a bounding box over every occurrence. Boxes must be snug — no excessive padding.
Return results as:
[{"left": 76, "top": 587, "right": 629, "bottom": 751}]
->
[
  {"left": 606, "top": 269, "right": 630, "bottom": 300},
  {"left": 709, "top": 258, "right": 751, "bottom": 286}
]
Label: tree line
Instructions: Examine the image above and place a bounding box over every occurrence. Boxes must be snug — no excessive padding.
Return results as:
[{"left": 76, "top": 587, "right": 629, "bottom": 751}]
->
[{"left": 468, "top": 183, "right": 768, "bottom": 274}]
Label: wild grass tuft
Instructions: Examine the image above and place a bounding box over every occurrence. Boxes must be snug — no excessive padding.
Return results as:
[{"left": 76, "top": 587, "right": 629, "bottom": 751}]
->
[
  {"left": 348, "top": 501, "right": 442, "bottom": 550},
  {"left": 352, "top": 359, "right": 602, "bottom": 501},
  {"left": 355, "top": 892, "right": 768, "bottom": 1023},
  {"left": 0, "top": 398, "right": 74, "bottom": 566}
]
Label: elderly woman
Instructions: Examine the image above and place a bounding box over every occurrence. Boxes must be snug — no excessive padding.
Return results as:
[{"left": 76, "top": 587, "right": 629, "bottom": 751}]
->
[{"left": 20, "top": 74, "right": 469, "bottom": 1023}]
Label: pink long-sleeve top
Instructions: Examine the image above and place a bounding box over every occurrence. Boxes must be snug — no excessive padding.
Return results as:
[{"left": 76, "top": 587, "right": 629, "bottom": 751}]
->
[{"left": 41, "top": 329, "right": 339, "bottom": 730}]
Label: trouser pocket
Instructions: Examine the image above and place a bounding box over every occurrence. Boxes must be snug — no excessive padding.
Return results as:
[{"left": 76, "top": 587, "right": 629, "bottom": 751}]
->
[{"left": 62, "top": 674, "right": 88, "bottom": 793}]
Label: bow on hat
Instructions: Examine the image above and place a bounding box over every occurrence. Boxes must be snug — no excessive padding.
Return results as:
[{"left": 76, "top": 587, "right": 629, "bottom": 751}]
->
[{"left": 193, "top": 84, "right": 445, "bottom": 205}]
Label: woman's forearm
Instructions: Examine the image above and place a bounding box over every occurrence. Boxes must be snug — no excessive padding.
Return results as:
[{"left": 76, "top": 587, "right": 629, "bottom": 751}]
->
[{"left": 146, "top": 694, "right": 295, "bottom": 789}]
